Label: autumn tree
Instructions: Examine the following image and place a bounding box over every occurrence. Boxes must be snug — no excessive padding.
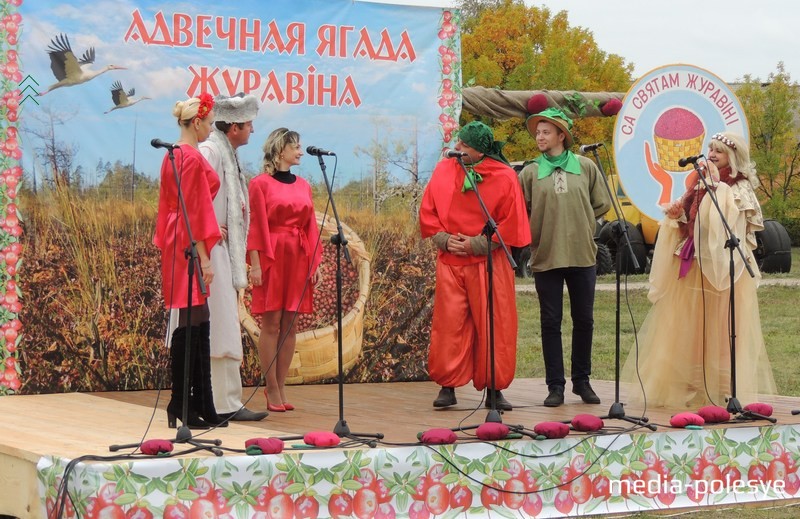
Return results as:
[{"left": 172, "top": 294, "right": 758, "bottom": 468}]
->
[
  {"left": 736, "top": 63, "right": 800, "bottom": 219},
  {"left": 458, "top": 0, "right": 633, "bottom": 160}
]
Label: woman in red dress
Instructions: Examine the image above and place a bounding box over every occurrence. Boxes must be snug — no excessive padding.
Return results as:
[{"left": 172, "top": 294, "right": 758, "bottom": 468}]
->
[
  {"left": 153, "top": 93, "right": 226, "bottom": 428},
  {"left": 248, "top": 128, "right": 322, "bottom": 412}
]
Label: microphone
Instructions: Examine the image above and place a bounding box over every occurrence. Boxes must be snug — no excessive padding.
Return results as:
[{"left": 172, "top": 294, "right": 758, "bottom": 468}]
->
[
  {"left": 306, "top": 146, "right": 336, "bottom": 156},
  {"left": 150, "top": 138, "right": 179, "bottom": 150},
  {"left": 445, "top": 150, "right": 468, "bottom": 158},
  {"left": 579, "top": 142, "right": 604, "bottom": 153},
  {"left": 678, "top": 154, "right": 704, "bottom": 168}
]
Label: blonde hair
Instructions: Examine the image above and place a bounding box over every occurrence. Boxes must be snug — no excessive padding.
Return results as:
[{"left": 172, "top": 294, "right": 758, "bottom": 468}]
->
[
  {"left": 261, "top": 128, "right": 300, "bottom": 174},
  {"left": 709, "top": 132, "right": 759, "bottom": 188},
  {"left": 173, "top": 98, "right": 201, "bottom": 127}
]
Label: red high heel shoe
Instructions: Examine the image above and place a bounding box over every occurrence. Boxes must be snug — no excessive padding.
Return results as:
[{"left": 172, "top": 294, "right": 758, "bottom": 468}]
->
[
  {"left": 282, "top": 402, "right": 295, "bottom": 411},
  {"left": 264, "top": 388, "right": 286, "bottom": 412}
]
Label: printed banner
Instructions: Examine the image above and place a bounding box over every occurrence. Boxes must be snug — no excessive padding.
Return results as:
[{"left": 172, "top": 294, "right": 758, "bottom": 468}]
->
[
  {"left": 19, "top": 0, "right": 457, "bottom": 185},
  {"left": 613, "top": 64, "right": 748, "bottom": 222},
  {"left": 0, "top": 0, "right": 459, "bottom": 395}
]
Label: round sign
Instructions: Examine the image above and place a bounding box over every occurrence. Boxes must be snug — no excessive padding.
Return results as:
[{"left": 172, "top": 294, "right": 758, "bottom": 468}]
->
[{"left": 613, "top": 64, "right": 748, "bottom": 222}]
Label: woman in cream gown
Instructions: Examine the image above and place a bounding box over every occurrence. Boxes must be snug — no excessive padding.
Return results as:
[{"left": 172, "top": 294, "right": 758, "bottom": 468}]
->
[{"left": 622, "top": 131, "right": 776, "bottom": 409}]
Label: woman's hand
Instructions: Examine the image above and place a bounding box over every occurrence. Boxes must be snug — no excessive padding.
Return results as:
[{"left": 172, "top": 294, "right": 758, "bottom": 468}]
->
[
  {"left": 220, "top": 225, "right": 228, "bottom": 241},
  {"left": 201, "top": 263, "right": 214, "bottom": 286},
  {"left": 249, "top": 267, "right": 262, "bottom": 286},
  {"left": 663, "top": 200, "right": 684, "bottom": 220},
  {"left": 313, "top": 270, "right": 322, "bottom": 288}
]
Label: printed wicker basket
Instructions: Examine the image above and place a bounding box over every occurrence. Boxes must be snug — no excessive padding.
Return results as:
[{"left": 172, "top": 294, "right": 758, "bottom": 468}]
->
[
  {"left": 239, "top": 211, "right": 371, "bottom": 384},
  {"left": 654, "top": 133, "right": 705, "bottom": 172}
]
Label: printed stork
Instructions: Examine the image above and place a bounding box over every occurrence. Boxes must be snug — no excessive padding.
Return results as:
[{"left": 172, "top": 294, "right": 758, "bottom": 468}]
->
[
  {"left": 40, "top": 33, "right": 126, "bottom": 95},
  {"left": 104, "top": 81, "right": 151, "bottom": 114}
]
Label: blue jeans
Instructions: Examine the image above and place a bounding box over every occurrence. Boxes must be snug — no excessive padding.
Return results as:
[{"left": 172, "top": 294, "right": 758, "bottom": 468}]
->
[{"left": 533, "top": 266, "right": 596, "bottom": 389}]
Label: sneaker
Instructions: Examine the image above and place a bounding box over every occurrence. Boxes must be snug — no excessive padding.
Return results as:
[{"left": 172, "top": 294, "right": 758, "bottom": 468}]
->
[
  {"left": 433, "top": 386, "right": 457, "bottom": 408},
  {"left": 544, "top": 386, "right": 565, "bottom": 407},
  {"left": 572, "top": 382, "right": 601, "bottom": 404},
  {"left": 485, "top": 389, "right": 513, "bottom": 411}
]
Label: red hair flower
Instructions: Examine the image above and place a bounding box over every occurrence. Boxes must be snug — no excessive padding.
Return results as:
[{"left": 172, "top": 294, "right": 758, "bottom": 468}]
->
[{"left": 197, "top": 92, "right": 214, "bottom": 119}]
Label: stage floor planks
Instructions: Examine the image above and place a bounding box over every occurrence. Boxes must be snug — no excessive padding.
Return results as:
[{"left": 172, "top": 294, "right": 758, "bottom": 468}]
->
[
  {"left": 3, "top": 379, "right": 800, "bottom": 519},
  {"left": 3, "top": 380, "right": 800, "bottom": 461}
]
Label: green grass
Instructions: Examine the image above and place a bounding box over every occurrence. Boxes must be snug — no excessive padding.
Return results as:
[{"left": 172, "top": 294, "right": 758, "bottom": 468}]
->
[
  {"left": 516, "top": 283, "right": 800, "bottom": 397},
  {"left": 515, "top": 267, "right": 800, "bottom": 518},
  {"left": 515, "top": 247, "right": 799, "bottom": 286}
]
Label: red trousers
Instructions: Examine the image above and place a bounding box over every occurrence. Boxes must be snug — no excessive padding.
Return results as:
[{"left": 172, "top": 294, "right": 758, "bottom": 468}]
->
[{"left": 428, "top": 250, "right": 518, "bottom": 390}]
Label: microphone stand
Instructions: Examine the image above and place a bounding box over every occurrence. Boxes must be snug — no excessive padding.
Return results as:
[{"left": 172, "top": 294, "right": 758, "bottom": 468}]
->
[
  {"left": 313, "top": 153, "right": 383, "bottom": 445},
  {"left": 110, "top": 145, "right": 223, "bottom": 454},
  {"left": 449, "top": 156, "right": 522, "bottom": 430},
  {"left": 688, "top": 159, "right": 775, "bottom": 423},
  {"left": 590, "top": 148, "right": 655, "bottom": 430}
]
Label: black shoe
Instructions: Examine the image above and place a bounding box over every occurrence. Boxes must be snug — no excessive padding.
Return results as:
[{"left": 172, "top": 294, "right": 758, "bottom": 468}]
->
[
  {"left": 573, "top": 382, "right": 601, "bottom": 404},
  {"left": 544, "top": 386, "right": 565, "bottom": 407},
  {"left": 485, "top": 389, "right": 513, "bottom": 411},
  {"left": 227, "top": 408, "right": 269, "bottom": 421},
  {"left": 433, "top": 387, "right": 456, "bottom": 408}
]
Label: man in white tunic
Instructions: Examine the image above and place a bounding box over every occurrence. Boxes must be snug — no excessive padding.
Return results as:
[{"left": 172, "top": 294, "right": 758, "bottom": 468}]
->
[{"left": 199, "top": 93, "right": 267, "bottom": 421}]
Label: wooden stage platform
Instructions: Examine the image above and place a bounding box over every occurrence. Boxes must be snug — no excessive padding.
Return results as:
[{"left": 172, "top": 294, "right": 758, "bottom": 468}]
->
[{"left": 3, "top": 379, "right": 800, "bottom": 518}]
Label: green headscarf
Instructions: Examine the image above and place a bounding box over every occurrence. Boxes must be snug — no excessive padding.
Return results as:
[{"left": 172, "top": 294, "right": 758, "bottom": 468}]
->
[{"left": 458, "top": 121, "right": 510, "bottom": 167}]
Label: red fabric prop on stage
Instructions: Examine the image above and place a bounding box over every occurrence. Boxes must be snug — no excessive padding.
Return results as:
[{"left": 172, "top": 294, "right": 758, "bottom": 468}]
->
[
  {"left": 476, "top": 422, "right": 510, "bottom": 441},
  {"left": 571, "top": 414, "right": 604, "bottom": 432},
  {"left": 697, "top": 405, "right": 731, "bottom": 423},
  {"left": 670, "top": 412, "right": 705, "bottom": 428},
  {"left": 534, "top": 422, "right": 570, "bottom": 439},
  {"left": 304, "top": 431, "right": 341, "bottom": 447},
  {"left": 141, "top": 439, "right": 173, "bottom": 455},
  {"left": 744, "top": 402, "right": 774, "bottom": 417},
  {"left": 420, "top": 428, "right": 458, "bottom": 445},
  {"left": 245, "top": 437, "right": 284, "bottom": 455}
]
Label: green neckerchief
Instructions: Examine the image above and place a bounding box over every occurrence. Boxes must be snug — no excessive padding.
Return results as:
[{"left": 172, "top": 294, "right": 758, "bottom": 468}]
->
[
  {"left": 535, "top": 150, "right": 581, "bottom": 179},
  {"left": 462, "top": 160, "right": 484, "bottom": 192}
]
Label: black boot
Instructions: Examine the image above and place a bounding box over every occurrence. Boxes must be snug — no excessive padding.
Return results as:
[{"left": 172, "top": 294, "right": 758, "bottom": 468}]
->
[
  {"left": 190, "top": 322, "right": 227, "bottom": 427},
  {"left": 167, "top": 327, "right": 210, "bottom": 430},
  {"left": 485, "top": 389, "right": 513, "bottom": 411},
  {"left": 433, "top": 386, "right": 457, "bottom": 408}
]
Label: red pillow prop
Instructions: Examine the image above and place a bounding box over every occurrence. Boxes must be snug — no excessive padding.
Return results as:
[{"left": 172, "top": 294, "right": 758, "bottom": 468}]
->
[
  {"left": 697, "top": 405, "right": 730, "bottom": 423},
  {"left": 744, "top": 403, "right": 774, "bottom": 417},
  {"left": 670, "top": 412, "right": 705, "bottom": 428},
  {"left": 476, "top": 422, "right": 510, "bottom": 441},
  {"left": 420, "top": 428, "right": 457, "bottom": 445},
  {"left": 245, "top": 437, "right": 284, "bottom": 455},
  {"left": 600, "top": 98, "right": 623, "bottom": 116},
  {"left": 571, "top": 414, "right": 604, "bottom": 432},
  {"left": 141, "top": 439, "right": 173, "bottom": 455},
  {"left": 533, "top": 422, "right": 570, "bottom": 439},
  {"left": 303, "top": 431, "right": 341, "bottom": 447}
]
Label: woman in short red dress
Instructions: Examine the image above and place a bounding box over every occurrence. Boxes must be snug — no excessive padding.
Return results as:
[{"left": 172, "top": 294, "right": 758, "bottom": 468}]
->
[
  {"left": 153, "top": 93, "right": 226, "bottom": 428},
  {"left": 248, "top": 128, "right": 322, "bottom": 412}
]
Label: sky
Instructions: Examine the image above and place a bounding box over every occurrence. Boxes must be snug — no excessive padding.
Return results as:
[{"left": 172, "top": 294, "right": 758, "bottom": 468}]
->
[
  {"left": 20, "top": 0, "right": 449, "bottom": 186},
  {"left": 372, "top": 0, "right": 799, "bottom": 84}
]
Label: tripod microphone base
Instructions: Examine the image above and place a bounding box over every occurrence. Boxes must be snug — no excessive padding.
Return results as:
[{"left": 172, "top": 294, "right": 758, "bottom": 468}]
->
[
  {"left": 601, "top": 401, "right": 657, "bottom": 431},
  {"left": 333, "top": 419, "right": 384, "bottom": 446},
  {"left": 728, "top": 397, "right": 777, "bottom": 423},
  {"left": 485, "top": 409, "right": 503, "bottom": 423}
]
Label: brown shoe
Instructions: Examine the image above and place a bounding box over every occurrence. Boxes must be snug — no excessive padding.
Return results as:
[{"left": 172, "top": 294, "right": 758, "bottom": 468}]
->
[{"left": 433, "top": 387, "right": 456, "bottom": 408}]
